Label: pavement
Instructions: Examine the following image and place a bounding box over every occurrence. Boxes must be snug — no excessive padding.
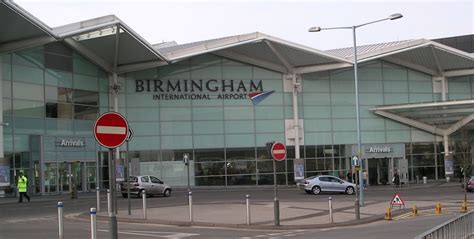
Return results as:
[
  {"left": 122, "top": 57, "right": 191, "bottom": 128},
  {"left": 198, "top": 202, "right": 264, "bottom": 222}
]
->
[{"left": 62, "top": 181, "right": 469, "bottom": 230}]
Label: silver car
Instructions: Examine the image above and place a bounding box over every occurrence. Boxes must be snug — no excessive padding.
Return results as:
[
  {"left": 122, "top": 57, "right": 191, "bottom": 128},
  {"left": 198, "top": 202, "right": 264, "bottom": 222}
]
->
[
  {"left": 297, "top": 175, "right": 356, "bottom": 195},
  {"left": 120, "top": 175, "right": 172, "bottom": 198}
]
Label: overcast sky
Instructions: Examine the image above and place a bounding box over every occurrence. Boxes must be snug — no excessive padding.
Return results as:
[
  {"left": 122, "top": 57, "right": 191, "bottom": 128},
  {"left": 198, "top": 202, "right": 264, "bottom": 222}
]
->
[{"left": 16, "top": 0, "right": 474, "bottom": 50}]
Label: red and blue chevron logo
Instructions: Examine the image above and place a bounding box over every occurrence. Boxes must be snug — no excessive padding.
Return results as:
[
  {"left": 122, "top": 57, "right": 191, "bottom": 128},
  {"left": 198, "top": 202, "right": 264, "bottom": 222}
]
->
[{"left": 248, "top": 91, "right": 275, "bottom": 105}]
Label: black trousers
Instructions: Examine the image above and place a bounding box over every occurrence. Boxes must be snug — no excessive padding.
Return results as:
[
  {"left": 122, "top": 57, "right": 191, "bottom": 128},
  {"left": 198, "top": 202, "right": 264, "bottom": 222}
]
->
[{"left": 19, "top": 192, "right": 30, "bottom": 202}]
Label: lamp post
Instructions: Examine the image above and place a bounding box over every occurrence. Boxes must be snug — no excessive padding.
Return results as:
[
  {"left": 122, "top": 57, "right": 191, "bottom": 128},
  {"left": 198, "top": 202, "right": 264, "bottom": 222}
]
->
[{"left": 309, "top": 13, "right": 403, "bottom": 209}]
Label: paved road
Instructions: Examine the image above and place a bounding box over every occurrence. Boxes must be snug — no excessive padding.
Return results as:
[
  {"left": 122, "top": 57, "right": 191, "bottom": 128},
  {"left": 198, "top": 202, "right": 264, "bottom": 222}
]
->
[{"left": 0, "top": 184, "right": 470, "bottom": 238}]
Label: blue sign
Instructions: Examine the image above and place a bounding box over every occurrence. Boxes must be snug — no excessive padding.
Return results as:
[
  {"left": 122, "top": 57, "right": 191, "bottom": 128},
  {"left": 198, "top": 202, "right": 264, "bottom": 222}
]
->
[{"left": 352, "top": 156, "right": 360, "bottom": 167}]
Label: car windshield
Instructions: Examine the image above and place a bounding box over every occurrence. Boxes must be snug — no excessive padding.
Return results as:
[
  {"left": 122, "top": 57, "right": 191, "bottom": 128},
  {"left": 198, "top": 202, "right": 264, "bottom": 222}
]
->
[{"left": 129, "top": 176, "right": 138, "bottom": 182}]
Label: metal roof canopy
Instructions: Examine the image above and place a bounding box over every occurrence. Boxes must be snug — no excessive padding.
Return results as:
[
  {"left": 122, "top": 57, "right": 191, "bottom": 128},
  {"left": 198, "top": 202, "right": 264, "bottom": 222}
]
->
[
  {"left": 328, "top": 39, "right": 474, "bottom": 77},
  {"left": 0, "top": 0, "right": 55, "bottom": 53},
  {"left": 157, "top": 32, "right": 353, "bottom": 74},
  {"left": 371, "top": 99, "right": 474, "bottom": 137},
  {"left": 0, "top": 0, "right": 167, "bottom": 74}
]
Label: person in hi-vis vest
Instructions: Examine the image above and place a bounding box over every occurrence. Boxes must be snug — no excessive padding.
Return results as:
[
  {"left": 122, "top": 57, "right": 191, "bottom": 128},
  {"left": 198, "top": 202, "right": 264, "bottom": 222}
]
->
[{"left": 17, "top": 171, "right": 30, "bottom": 202}]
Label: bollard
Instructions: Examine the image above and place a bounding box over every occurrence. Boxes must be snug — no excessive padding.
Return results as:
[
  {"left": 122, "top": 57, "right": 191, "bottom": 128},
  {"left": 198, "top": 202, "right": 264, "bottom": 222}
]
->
[
  {"left": 435, "top": 202, "right": 442, "bottom": 214},
  {"left": 107, "top": 189, "right": 111, "bottom": 215},
  {"left": 355, "top": 198, "right": 360, "bottom": 220},
  {"left": 328, "top": 197, "right": 333, "bottom": 223},
  {"left": 384, "top": 207, "right": 392, "bottom": 220},
  {"left": 90, "top": 208, "right": 97, "bottom": 239},
  {"left": 188, "top": 191, "right": 193, "bottom": 223},
  {"left": 461, "top": 200, "right": 468, "bottom": 213},
  {"left": 142, "top": 190, "right": 147, "bottom": 220},
  {"left": 96, "top": 187, "right": 100, "bottom": 213},
  {"left": 246, "top": 194, "right": 251, "bottom": 225},
  {"left": 412, "top": 205, "right": 418, "bottom": 216},
  {"left": 58, "top": 202, "right": 64, "bottom": 239}
]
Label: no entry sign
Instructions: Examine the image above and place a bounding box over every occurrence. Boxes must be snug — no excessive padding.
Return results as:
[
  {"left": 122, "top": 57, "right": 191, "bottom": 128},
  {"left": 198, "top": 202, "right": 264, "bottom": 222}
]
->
[
  {"left": 94, "top": 112, "right": 129, "bottom": 148},
  {"left": 271, "top": 142, "right": 286, "bottom": 161}
]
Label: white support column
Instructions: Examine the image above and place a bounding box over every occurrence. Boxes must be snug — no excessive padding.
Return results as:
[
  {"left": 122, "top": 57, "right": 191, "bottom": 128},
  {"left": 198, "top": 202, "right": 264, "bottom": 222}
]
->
[
  {"left": 441, "top": 76, "right": 447, "bottom": 101},
  {"left": 0, "top": 56, "right": 5, "bottom": 197},
  {"left": 292, "top": 71, "right": 300, "bottom": 160}
]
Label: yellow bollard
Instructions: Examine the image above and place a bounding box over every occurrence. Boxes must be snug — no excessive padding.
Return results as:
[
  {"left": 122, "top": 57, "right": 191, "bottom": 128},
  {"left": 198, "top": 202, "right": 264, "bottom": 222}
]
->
[
  {"left": 412, "top": 205, "right": 418, "bottom": 216},
  {"left": 435, "top": 202, "right": 442, "bottom": 215},
  {"left": 461, "top": 200, "right": 468, "bottom": 213},
  {"left": 385, "top": 207, "right": 392, "bottom": 220}
]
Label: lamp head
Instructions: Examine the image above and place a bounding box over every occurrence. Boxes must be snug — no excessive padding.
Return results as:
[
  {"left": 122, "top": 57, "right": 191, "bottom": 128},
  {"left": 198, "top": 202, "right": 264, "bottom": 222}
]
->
[
  {"left": 308, "top": 27, "right": 322, "bottom": 32},
  {"left": 389, "top": 13, "right": 403, "bottom": 20}
]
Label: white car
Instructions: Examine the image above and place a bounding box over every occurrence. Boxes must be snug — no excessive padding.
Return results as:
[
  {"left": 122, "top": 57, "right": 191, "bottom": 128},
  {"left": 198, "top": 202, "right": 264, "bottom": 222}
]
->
[
  {"left": 297, "top": 175, "right": 356, "bottom": 195},
  {"left": 121, "top": 175, "right": 172, "bottom": 198}
]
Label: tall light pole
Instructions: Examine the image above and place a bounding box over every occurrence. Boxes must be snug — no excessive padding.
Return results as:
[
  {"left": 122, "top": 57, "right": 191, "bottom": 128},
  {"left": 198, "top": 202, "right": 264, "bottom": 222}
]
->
[{"left": 309, "top": 13, "right": 403, "bottom": 209}]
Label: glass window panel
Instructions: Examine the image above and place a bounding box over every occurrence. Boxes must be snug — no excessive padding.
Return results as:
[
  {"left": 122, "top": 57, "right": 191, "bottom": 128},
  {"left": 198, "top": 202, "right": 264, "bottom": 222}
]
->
[
  {"left": 257, "top": 173, "right": 286, "bottom": 185},
  {"left": 45, "top": 118, "right": 73, "bottom": 135},
  {"left": 224, "top": 120, "right": 254, "bottom": 134},
  {"left": 253, "top": 67, "right": 282, "bottom": 80},
  {"left": 255, "top": 120, "right": 283, "bottom": 133},
  {"left": 226, "top": 160, "right": 256, "bottom": 175},
  {"left": 361, "top": 118, "right": 385, "bottom": 131},
  {"left": 193, "top": 121, "right": 224, "bottom": 134},
  {"left": 332, "top": 119, "right": 356, "bottom": 131},
  {"left": 45, "top": 43, "right": 72, "bottom": 56},
  {"left": 13, "top": 99, "right": 44, "bottom": 117},
  {"left": 160, "top": 107, "right": 191, "bottom": 121},
  {"left": 194, "top": 135, "right": 225, "bottom": 149},
  {"left": 253, "top": 93, "right": 283, "bottom": 106},
  {"left": 408, "top": 69, "right": 431, "bottom": 81},
  {"left": 3, "top": 98, "right": 12, "bottom": 116},
  {"left": 412, "top": 143, "right": 435, "bottom": 154},
  {"left": 46, "top": 102, "right": 73, "bottom": 119},
  {"left": 2, "top": 62, "right": 12, "bottom": 81},
  {"left": 161, "top": 149, "right": 192, "bottom": 161},
  {"left": 194, "top": 148, "right": 225, "bottom": 162},
  {"left": 330, "top": 80, "right": 354, "bottom": 93},
  {"left": 385, "top": 130, "right": 411, "bottom": 143},
  {"left": 74, "top": 74, "right": 99, "bottom": 91},
  {"left": 226, "top": 147, "right": 255, "bottom": 161},
  {"left": 255, "top": 106, "right": 284, "bottom": 119},
  {"left": 302, "top": 78, "right": 330, "bottom": 93},
  {"left": 12, "top": 65, "right": 43, "bottom": 84},
  {"left": 195, "top": 176, "right": 225, "bottom": 186},
  {"left": 129, "top": 122, "right": 159, "bottom": 136},
  {"left": 257, "top": 160, "right": 285, "bottom": 173},
  {"left": 191, "top": 65, "right": 221, "bottom": 79},
  {"left": 192, "top": 107, "right": 223, "bottom": 120},
  {"left": 161, "top": 135, "right": 192, "bottom": 149},
  {"left": 384, "top": 93, "right": 409, "bottom": 104},
  {"left": 73, "top": 119, "right": 94, "bottom": 135},
  {"left": 331, "top": 106, "right": 356, "bottom": 118},
  {"left": 359, "top": 93, "right": 384, "bottom": 105},
  {"left": 161, "top": 121, "right": 192, "bottom": 135},
  {"left": 305, "top": 119, "right": 331, "bottom": 132},
  {"left": 45, "top": 86, "right": 73, "bottom": 102},
  {"left": 227, "top": 175, "right": 256, "bottom": 186},
  {"left": 255, "top": 133, "right": 285, "bottom": 147},
  {"left": 73, "top": 54, "right": 98, "bottom": 76},
  {"left": 158, "top": 65, "right": 190, "bottom": 80},
  {"left": 195, "top": 162, "right": 225, "bottom": 176},
  {"left": 359, "top": 80, "right": 383, "bottom": 93},
  {"left": 222, "top": 65, "right": 252, "bottom": 80},
  {"left": 361, "top": 131, "right": 386, "bottom": 144},
  {"left": 12, "top": 47, "right": 43, "bottom": 68},
  {"left": 14, "top": 117, "right": 44, "bottom": 134},
  {"left": 225, "top": 134, "right": 255, "bottom": 148},
  {"left": 73, "top": 90, "right": 99, "bottom": 105},
  {"left": 126, "top": 108, "right": 159, "bottom": 122},
  {"left": 331, "top": 69, "right": 354, "bottom": 81},
  {"left": 45, "top": 53, "right": 73, "bottom": 72},
  {"left": 302, "top": 93, "right": 330, "bottom": 105},
  {"left": 224, "top": 107, "right": 254, "bottom": 120},
  {"left": 359, "top": 66, "right": 382, "bottom": 81},
  {"left": 190, "top": 54, "right": 221, "bottom": 66},
  {"left": 283, "top": 93, "right": 302, "bottom": 106},
  {"left": 383, "top": 68, "right": 408, "bottom": 81},
  {"left": 3, "top": 81, "right": 11, "bottom": 97},
  {"left": 331, "top": 93, "right": 355, "bottom": 105},
  {"left": 99, "top": 75, "right": 108, "bottom": 92},
  {"left": 125, "top": 93, "right": 157, "bottom": 107},
  {"left": 13, "top": 82, "right": 44, "bottom": 101},
  {"left": 303, "top": 106, "right": 331, "bottom": 118},
  {"left": 333, "top": 132, "right": 357, "bottom": 144},
  {"left": 128, "top": 136, "right": 160, "bottom": 151},
  {"left": 305, "top": 146, "right": 316, "bottom": 158},
  {"left": 409, "top": 81, "right": 433, "bottom": 93},
  {"left": 74, "top": 105, "right": 98, "bottom": 120},
  {"left": 412, "top": 155, "right": 435, "bottom": 167}
]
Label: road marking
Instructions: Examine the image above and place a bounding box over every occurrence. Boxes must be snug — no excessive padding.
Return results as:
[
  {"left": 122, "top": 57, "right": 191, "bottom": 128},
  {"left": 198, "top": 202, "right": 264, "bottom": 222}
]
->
[
  {"left": 95, "top": 229, "right": 199, "bottom": 238},
  {"left": 5, "top": 216, "right": 55, "bottom": 223}
]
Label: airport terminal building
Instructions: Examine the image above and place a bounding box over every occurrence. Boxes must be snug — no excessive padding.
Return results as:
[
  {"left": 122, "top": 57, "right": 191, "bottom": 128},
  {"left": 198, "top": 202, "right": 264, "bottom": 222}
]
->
[{"left": 1, "top": 1, "right": 473, "bottom": 196}]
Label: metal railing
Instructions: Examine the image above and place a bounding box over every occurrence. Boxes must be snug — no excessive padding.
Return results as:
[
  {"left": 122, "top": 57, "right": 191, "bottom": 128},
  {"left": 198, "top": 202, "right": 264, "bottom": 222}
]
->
[{"left": 414, "top": 210, "right": 474, "bottom": 239}]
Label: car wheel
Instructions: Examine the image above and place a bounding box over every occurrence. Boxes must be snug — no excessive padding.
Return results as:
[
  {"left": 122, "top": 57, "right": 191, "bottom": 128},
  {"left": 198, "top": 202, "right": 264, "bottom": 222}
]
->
[
  {"left": 122, "top": 193, "right": 127, "bottom": 198},
  {"left": 312, "top": 186, "right": 321, "bottom": 195},
  {"left": 164, "top": 189, "right": 171, "bottom": 197},
  {"left": 346, "top": 186, "right": 355, "bottom": 195}
]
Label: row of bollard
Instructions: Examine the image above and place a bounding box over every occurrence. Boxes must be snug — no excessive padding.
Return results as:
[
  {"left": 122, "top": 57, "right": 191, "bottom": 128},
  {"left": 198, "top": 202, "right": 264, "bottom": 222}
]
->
[
  {"left": 57, "top": 202, "right": 97, "bottom": 239},
  {"left": 385, "top": 201, "right": 469, "bottom": 221}
]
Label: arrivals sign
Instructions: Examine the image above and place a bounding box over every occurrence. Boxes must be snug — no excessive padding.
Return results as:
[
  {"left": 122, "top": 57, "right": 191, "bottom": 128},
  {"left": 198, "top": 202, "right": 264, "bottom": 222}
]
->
[{"left": 134, "top": 79, "right": 274, "bottom": 105}]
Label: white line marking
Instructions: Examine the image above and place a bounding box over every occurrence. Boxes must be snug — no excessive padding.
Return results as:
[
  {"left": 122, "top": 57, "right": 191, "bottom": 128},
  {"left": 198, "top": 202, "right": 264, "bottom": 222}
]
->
[
  {"left": 97, "top": 126, "right": 126, "bottom": 134},
  {"left": 95, "top": 229, "right": 199, "bottom": 238},
  {"left": 272, "top": 149, "right": 286, "bottom": 154}
]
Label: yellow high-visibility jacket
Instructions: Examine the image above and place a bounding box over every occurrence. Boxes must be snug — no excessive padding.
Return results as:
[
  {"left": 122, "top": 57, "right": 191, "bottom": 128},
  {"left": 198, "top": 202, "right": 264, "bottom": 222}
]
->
[{"left": 17, "top": 176, "right": 27, "bottom": 193}]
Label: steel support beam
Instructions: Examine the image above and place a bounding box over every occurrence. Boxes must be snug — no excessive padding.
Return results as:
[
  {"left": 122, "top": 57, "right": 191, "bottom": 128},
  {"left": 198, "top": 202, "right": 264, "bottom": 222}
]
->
[
  {"left": 445, "top": 112, "right": 474, "bottom": 136},
  {"left": 382, "top": 56, "right": 439, "bottom": 76},
  {"left": 0, "top": 36, "right": 56, "bottom": 54},
  {"left": 371, "top": 99, "right": 474, "bottom": 111},
  {"left": 63, "top": 38, "right": 114, "bottom": 73},
  {"left": 444, "top": 69, "right": 474, "bottom": 77},
  {"left": 430, "top": 46, "right": 444, "bottom": 75},
  {"left": 117, "top": 60, "right": 167, "bottom": 74},
  {"left": 264, "top": 40, "right": 293, "bottom": 72},
  {"left": 373, "top": 110, "right": 445, "bottom": 136},
  {"left": 214, "top": 50, "right": 288, "bottom": 73}
]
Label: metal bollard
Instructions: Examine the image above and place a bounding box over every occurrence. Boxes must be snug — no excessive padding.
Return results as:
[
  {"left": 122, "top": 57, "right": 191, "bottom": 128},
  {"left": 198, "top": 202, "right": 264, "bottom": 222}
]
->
[
  {"left": 435, "top": 202, "right": 442, "bottom": 214},
  {"left": 355, "top": 198, "right": 360, "bottom": 220},
  {"left": 90, "top": 208, "right": 97, "bottom": 239},
  {"left": 246, "top": 194, "right": 251, "bottom": 225},
  {"left": 412, "top": 204, "right": 418, "bottom": 216},
  {"left": 107, "top": 189, "right": 111, "bottom": 215},
  {"left": 96, "top": 187, "right": 100, "bottom": 213},
  {"left": 328, "top": 197, "right": 333, "bottom": 223},
  {"left": 188, "top": 191, "right": 193, "bottom": 223},
  {"left": 142, "top": 190, "right": 147, "bottom": 220},
  {"left": 58, "top": 202, "right": 64, "bottom": 239},
  {"left": 385, "top": 207, "right": 392, "bottom": 220}
]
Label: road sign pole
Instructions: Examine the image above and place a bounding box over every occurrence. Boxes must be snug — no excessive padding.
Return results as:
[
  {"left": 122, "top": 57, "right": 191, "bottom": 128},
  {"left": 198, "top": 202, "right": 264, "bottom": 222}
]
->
[
  {"left": 126, "top": 139, "right": 131, "bottom": 215},
  {"left": 273, "top": 159, "right": 280, "bottom": 226},
  {"left": 108, "top": 148, "right": 118, "bottom": 239}
]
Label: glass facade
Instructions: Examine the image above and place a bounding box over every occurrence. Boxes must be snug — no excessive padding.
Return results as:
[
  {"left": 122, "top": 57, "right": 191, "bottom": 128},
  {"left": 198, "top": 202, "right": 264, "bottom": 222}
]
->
[
  {"left": 1, "top": 42, "right": 473, "bottom": 193},
  {"left": 1, "top": 43, "right": 108, "bottom": 195}
]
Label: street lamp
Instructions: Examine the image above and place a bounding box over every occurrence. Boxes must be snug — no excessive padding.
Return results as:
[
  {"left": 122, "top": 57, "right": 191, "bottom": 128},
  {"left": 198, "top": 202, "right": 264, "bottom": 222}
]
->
[{"left": 308, "top": 13, "right": 403, "bottom": 209}]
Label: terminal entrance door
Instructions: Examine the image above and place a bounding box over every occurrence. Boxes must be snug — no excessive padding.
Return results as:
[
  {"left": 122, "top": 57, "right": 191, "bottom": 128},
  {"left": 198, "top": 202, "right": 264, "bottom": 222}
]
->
[
  {"left": 368, "top": 157, "right": 390, "bottom": 185},
  {"left": 58, "top": 162, "right": 83, "bottom": 194}
]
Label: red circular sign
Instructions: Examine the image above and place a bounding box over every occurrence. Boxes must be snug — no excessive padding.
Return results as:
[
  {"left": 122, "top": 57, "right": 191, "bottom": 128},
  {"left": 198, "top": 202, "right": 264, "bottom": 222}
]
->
[
  {"left": 94, "top": 112, "right": 129, "bottom": 148},
  {"left": 271, "top": 142, "right": 286, "bottom": 161}
]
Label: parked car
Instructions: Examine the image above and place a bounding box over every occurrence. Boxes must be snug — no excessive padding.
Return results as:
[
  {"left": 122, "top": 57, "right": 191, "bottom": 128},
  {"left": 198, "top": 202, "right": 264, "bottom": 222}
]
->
[
  {"left": 466, "top": 176, "right": 474, "bottom": 192},
  {"left": 297, "top": 175, "right": 356, "bottom": 195},
  {"left": 120, "top": 175, "right": 172, "bottom": 198}
]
